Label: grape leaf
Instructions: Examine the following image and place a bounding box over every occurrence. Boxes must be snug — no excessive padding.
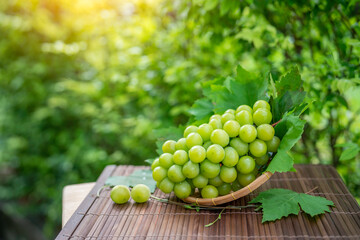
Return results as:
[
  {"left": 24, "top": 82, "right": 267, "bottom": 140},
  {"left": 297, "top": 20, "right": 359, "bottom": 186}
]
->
[
  {"left": 188, "top": 98, "right": 214, "bottom": 121},
  {"left": 266, "top": 114, "right": 306, "bottom": 173},
  {"left": 105, "top": 169, "right": 157, "bottom": 193},
  {"left": 250, "top": 188, "right": 334, "bottom": 222}
]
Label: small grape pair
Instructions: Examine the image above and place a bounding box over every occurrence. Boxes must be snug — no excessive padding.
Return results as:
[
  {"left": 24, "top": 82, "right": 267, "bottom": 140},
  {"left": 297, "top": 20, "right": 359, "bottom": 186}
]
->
[{"left": 110, "top": 184, "right": 150, "bottom": 204}]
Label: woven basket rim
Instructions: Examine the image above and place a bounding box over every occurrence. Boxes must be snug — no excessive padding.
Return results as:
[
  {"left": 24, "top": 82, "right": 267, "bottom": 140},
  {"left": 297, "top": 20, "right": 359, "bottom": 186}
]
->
[{"left": 182, "top": 171, "right": 273, "bottom": 206}]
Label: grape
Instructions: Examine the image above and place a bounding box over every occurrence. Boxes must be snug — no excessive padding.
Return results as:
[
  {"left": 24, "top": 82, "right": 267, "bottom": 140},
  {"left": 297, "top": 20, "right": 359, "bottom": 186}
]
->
[
  {"left": 203, "top": 141, "right": 212, "bottom": 149},
  {"left": 222, "top": 146, "right": 239, "bottom": 167},
  {"left": 253, "top": 100, "right": 270, "bottom": 112},
  {"left": 209, "top": 118, "right": 222, "bottom": 130},
  {"left": 131, "top": 184, "right": 150, "bottom": 203},
  {"left": 159, "top": 177, "right": 174, "bottom": 193},
  {"left": 200, "top": 160, "right": 220, "bottom": 178},
  {"left": 217, "top": 183, "right": 232, "bottom": 196},
  {"left": 182, "top": 161, "right": 200, "bottom": 179},
  {"left": 162, "top": 140, "right": 176, "bottom": 154},
  {"left": 192, "top": 174, "right": 208, "bottom": 188},
  {"left": 186, "top": 179, "right": 196, "bottom": 195},
  {"left": 225, "top": 109, "right": 235, "bottom": 115},
  {"left": 151, "top": 158, "right": 160, "bottom": 170},
  {"left": 236, "top": 105, "right": 253, "bottom": 114},
  {"left": 159, "top": 153, "right": 174, "bottom": 169},
  {"left": 219, "top": 166, "right": 237, "bottom": 183},
  {"left": 197, "top": 123, "right": 213, "bottom": 141},
  {"left": 239, "top": 125, "right": 257, "bottom": 143},
  {"left": 174, "top": 181, "right": 192, "bottom": 199},
  {"left": 173, "top": 150, "right": 188, "bottom": 165},
  {"left": 249, "top": 139, "right": 267, "bottom": 157},
  {"left": 253, "top": 109, "right": 272, "bottom": 126},
  {"left": 210, "top": 114, "right": 221, "bottom": 121},
  {"left": 201, "top": 185, "right": 219, "bottom": 198},
  {"left": 208, "top": 175, "right": 223, "bottom": 187},
  {"left": 255, "top": 154, "right": 269, "bottom": 165},
  {"left": 110, "top": 185, "right": 131, "bottom": 204},
  {"left": 210, "top": 129, "right": 229, "bottom": 147},
  {"left": 175, "top": 138, "right": 188, "bottom": 151},
  {"left": 237, "top": 173, "right": 256, "bottom": 187},
  {"left": 235, "top": 110, "right": 253, "bottom": 126},
  {"left": 221, "top": 112, "right": 235, "bottom": 125},
  {"left": 152, "top": 166, "right": 167, "bottom": 182},
  {"left": 266, "top": 136, "right": 280, "bottom": 152},
  {"left": 230, "top": 138, "right": 248, "bottom": 156},
  {"left": 223, "top": 120, "right": 240, "bottom": 137},
  {"left": 167, "top": 165, "right": 186, "bottom": 183},
  {"left": 206, "top": 144, "right": 225, "bottom": 163},
  {"left": 231, "top": 181, "right": 242, "bottom": 192},
  {"left": 257, "top": 124, "right": 275, "bottom": 141},
  {"left": 186, "top": 132, "right": 203, "bottom": 149},
  {"left": 189, "top": 145, "right": 206, "bottom": 163},
  {"left": 184, "top": 125, "right": 198, "bottom": 137},
  {"left": 237, "top": 156, "right": 255, "bottom": 174}
]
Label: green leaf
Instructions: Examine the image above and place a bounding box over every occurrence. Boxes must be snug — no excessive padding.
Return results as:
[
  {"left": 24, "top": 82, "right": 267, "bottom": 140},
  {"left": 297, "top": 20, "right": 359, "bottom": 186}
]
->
[
  {"left": 266, "top": 115, "right": 306, "bottom": 173},
  {"left": 220, "top": 0, "right": 239, "bottom": 15},
  {"left": 335, "top": 142, "right": 360, "bottom": 161},
  {"left": 188, "top": 98, "right": 214, "bottom": 121},
  {"left": 250, "top": 188, "right": 334, "bottom": 222},
  {"left": 105, "top": 169, "right": 157, "bottom": 193},
  {"left": 204, "top": 0, "right": 218, "bottom": 11},
  {"left": 144, "top": 158, "right": 155, "bottom": 165}
]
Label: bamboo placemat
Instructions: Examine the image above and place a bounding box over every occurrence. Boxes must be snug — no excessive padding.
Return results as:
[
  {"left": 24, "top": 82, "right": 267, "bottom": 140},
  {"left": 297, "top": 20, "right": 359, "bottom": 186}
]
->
[{"left": 56, "top": 164, "right": 360, "bottom": 239}]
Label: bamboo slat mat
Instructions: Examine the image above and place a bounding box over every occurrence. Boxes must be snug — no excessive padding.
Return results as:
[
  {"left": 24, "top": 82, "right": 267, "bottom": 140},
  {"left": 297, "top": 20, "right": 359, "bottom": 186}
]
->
[{"left": 57, "top": 164, "right": 360, "bottom": 240}]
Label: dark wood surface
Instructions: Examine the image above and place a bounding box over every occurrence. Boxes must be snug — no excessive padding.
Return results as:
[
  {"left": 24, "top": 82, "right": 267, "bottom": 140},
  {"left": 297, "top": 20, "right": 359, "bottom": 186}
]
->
[{"left": 56, "top": 164, "right": 360, "bottom": 239}]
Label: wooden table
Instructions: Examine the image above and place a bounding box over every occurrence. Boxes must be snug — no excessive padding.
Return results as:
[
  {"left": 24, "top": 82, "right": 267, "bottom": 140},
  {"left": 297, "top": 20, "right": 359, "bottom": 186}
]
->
[{"left": 59, "top": 164, "right": 360, "bottom": 239}]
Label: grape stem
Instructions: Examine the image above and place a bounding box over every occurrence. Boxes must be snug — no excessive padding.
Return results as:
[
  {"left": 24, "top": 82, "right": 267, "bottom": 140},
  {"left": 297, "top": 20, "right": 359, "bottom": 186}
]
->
[{"left": 272, "top": 119, "right": 281, "bottom": 127}]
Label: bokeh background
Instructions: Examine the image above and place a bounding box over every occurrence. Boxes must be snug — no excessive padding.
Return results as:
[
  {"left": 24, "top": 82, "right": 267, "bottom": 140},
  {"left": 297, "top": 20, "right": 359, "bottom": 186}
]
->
[{"left": 0, "top": 0, "right": 359, "bottom": 239}]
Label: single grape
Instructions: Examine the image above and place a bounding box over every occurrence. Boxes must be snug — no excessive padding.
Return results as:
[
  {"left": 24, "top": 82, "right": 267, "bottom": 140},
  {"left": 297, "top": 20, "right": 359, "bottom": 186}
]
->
[
  {"left": 235, "top": 110, "right": 253, "bottom": 126},
  {"left": 253, "top": 109, "right": 272, "bottom": 126},
  {"left": 210, "top": 114, "right": 222, "bottom": 121},
  {"left": 236, "top": 156, "right": 256, "bottom": 174},
  {"left": 152, "top": 166, "right": 167, "bottom": 182},
  {"left": 223, "top": 120, "right": 240, "bottom": 137},
  {"left": 182, "top": 161, "right": 200, "bottom": 179},
  {"left": 201, "top": 185, "right": 219, "bottom": 198},
  {"left": 197, "top": 123, "right": 214, "bottom": 141},
  {"left": 186, "top": 132, "right": 203, "bottom": 149},
  {"left": 219, "top": 166, "right": 237, "bottom": 183},
  {"left": 210, "top": 129, "right": 229, "bottom": 147},
  {"left": 159, "top": 153, "right": 174, "bottom": 169},
  {"left": 257, "top": 124, "right": 275, "bottom": 141},
  {"left": 131, "top": 184, "right": 150, "bottom": 203},
  {"left": 192, "top": 174, "right": 208, "bottom": 188},
  {"left": 249, "top": 139, "right": 267, "bottom": 157},
  {"left": 222, "top": 146, "right": 239, "bottom": 167},
  {"left": 159, "top": 177, "right": 174, "bottom": 193},
  {"left": 266, "top": 136, "right": 280, "bottom": 152},
  {"left": 200, "top": 160, "right": 220, "bottom": 178},
  {"left": 173, "top": 150, "right": 188, "bottom": 165},
  {"left": 162, "top": 140, "right": 176, "bottom": 154},
  {"left": 236, "top": 105, "right": 253, "bottom": 114},
  {"left": 225, "top": 109, "right": 236, "bottom": 115},
  {"left": 206, "top": 144, "right": 225, "bottom": 163},
  {"left": 255, "top": 154, "right": 269, "bottom": 165},
  {"left": 221, "top": 112, "right": 235, "bottom": 125},
  {"left": 208, "top": 175, "right": 223, "bottom": 187},
  {"left": 151, "top": 158, "right": 160, "bottom": 170},
  {"left": 167, "top": 165, "right": 186, "bottom": 183},
  {"left": 189, "top": 145, "right": 206, "bottom": 163},
  {"left": 110, "top": 185, "right": 131, "bottom": 204},
  {"left": 253, "top": 100, "right": 270, "bottom": 112},
  {"left": 239, "top": 125, "right": 257, "bottom": 143},
  {"left": 209, "top": 118, "right": 222, "bottom": 130},
  {"left": 217, "top": 183, "right": 232, "bottom": 196},
  {"left": 231, "top": 181, "right": 242, "bottom": 192},
  {"left": 230, "top": 138, "right": 249, "bottom": 156},
  {"left": 237, "top": 173, "right": 256, "bottom": 187},
  {"left": 175, "top": 138, "right": 188, "bottom": 151},
  {"left": 203, "top": 141, "right": 212, "bottom": 150},
  {"left": 184, "top": 125, "right": 198, "bottom": 137},
  {"left": 174, "top": 181, "right": 192, "bottom": 199}
]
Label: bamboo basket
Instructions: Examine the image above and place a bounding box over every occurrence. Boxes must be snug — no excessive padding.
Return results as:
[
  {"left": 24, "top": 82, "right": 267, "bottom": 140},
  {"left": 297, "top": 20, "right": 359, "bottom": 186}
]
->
[{"left": 183, "top": 171, "right": 273, "bottom": 206}]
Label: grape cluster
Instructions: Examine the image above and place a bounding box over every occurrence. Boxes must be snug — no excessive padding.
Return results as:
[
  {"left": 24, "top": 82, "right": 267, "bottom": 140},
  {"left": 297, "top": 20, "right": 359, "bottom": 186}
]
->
[{"left": 152, "top": 100, "right": 280, "bottom": 199}]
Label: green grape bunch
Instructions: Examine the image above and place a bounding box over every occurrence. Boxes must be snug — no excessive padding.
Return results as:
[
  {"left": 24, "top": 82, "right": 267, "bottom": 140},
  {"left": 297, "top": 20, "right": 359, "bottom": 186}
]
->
[{"left": 152, "top": 100, "right": 281, "bottom": 200}]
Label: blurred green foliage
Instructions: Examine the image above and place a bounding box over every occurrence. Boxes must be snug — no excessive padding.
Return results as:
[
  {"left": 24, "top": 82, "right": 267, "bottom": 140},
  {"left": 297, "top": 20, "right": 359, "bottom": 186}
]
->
[{"left": 0, "top": 0, "right": 359, "bottom": 238}]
